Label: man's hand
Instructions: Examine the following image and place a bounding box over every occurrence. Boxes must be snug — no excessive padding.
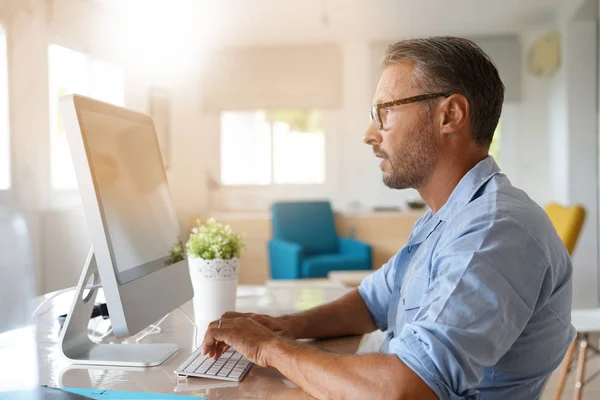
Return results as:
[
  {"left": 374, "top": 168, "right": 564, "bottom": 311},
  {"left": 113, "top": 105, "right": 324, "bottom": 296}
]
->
[
  {"left": 201, "top": 317, "right": 280, "bottom": 367},
  {"left": 200, "top": 316, "right": 437, "bottom": 400},
  {"left": 220, "top": 311, "right": 297, "bottom": 338}
]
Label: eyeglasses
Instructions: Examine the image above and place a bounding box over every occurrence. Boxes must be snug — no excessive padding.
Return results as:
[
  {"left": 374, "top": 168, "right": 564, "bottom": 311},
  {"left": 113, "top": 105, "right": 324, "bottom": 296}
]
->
[{"left": 369, "top": 93, "right": 451, "bottom": 130}]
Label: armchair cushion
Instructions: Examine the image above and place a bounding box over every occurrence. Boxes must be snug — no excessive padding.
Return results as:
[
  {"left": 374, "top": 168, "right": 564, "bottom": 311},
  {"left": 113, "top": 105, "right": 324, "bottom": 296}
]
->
[
  {"left": 268, "top": 239, "right": 304, "bottom": 280},
  {"left": 302, "top": 254, "right": 371, "bottom": 279},
  {"left": 271, "top": 201, "right": 338, "bottom": 256},
  {"left": 338, "top": 237, "right": 372, "bottom": 263}
]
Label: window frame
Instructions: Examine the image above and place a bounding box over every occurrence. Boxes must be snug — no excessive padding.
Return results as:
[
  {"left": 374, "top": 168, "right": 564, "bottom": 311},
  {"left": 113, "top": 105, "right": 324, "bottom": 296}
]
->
[
  {"left": 219, "top": 109, "right": 327, "bottom": 188},
  {"left": 0, "top": 25, "right": 11, "bottom": 204},
  {"left": 47, "top": 43, "right": 124, "bottom": 209}
]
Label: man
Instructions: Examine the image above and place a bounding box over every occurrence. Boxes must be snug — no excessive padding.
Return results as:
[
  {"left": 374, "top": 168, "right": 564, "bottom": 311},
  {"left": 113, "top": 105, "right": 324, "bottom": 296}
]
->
[{"left": 202, "top": 37, "right": 574, "bottom": 399}]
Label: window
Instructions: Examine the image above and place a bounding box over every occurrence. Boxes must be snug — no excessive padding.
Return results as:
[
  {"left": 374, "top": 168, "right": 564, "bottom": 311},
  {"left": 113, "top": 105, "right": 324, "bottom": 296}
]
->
[
  {"left": 220, "top": 110, "right": 325, "bottom": 185},
  {"left": 48, "top": 44, "right": 124, "bottom": 190},
  {"left": 0, "top": 28, "right": 9, "bottom": 191}
]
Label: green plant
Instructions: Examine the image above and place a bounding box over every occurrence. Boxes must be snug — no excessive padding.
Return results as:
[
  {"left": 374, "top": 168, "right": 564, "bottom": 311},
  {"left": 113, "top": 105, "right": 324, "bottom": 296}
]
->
[
  {"left": 165, "top": 238, "right": 185, "bottom": 266},
  {"left": 186, "top": 218, "right": 245, "bottom": 260}
]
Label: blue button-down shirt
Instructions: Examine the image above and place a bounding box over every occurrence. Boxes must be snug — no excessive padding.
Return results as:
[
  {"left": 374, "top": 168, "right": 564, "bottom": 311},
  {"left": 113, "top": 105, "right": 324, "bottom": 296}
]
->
[{"left": 358, "top": 156, "right": 574, "bottom": 399}]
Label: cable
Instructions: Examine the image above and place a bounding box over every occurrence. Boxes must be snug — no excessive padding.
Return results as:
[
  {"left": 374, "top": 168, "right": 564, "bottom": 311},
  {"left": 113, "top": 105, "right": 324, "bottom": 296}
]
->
[
  {"left": 177, "top": 306, "right": 198, "bottom": 349},
  {"left": 133, "top": 314, "right": 170, "bottom": 343},
  {"left": 90, "top": 316, "right": 102, "bottom": 342},
  {"left": 30, "top": 283, "right": 103, "bottom": 318},
  {"left": 35, "top": 285, "right": 192, "bottom": 346},
  {"left": 90, "top": 325, "right": 113, "bottom": 343}
]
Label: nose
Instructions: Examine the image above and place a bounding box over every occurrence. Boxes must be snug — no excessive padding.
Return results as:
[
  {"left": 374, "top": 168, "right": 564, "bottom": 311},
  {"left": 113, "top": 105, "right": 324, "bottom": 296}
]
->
[{"left": 363, "top": 121, "right": 382, "bottom": 146}]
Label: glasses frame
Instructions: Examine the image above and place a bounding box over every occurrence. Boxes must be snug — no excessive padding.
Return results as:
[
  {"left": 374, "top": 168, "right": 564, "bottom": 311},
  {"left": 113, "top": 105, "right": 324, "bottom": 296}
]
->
[{"left": 369, "top": 93, "right": 452, "bottom": 130}]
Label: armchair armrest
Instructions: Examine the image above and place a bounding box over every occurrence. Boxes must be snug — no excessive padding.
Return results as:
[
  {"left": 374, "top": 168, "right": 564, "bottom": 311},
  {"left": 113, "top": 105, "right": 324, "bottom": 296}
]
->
[
  {"left": 338, "top": 237, "right": 372, "bottom": 262},
  {"left": 268, "top": 239, "right": 304, "bottom": 280}
]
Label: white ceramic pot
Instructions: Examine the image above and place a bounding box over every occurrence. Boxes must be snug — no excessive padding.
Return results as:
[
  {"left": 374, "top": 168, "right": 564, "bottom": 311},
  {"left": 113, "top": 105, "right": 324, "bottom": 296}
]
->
[{"left": 188, "top": 257, "right": 239, "bottom": 323}]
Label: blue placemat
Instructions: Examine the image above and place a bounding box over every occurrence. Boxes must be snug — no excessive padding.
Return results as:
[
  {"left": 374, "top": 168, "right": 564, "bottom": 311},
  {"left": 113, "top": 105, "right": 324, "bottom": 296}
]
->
[{"left": 60, "top": 388, "right": 205, "bottom": 400}]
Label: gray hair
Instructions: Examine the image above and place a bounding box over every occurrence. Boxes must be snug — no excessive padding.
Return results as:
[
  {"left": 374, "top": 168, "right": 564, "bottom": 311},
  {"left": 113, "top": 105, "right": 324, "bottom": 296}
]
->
[{"left": 382, "top": 37, "right": 505, "bottom": 146}]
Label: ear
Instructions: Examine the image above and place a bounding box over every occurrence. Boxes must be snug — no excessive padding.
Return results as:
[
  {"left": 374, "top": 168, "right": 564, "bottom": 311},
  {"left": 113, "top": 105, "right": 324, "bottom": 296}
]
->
[{"left": 439, "top": 94, "right": 469, "bottom": 137}]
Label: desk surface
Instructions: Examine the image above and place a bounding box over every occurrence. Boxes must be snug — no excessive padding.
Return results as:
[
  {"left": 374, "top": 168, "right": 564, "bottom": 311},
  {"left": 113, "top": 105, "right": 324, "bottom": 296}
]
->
[{"left": 26, "top": 284, "right": 377, "bottom": 399}]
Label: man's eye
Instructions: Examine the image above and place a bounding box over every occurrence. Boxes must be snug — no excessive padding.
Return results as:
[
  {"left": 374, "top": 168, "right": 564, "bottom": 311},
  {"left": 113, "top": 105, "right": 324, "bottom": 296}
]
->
[{"left": 385, "top": 108, "right": 393, "bottom": 114}]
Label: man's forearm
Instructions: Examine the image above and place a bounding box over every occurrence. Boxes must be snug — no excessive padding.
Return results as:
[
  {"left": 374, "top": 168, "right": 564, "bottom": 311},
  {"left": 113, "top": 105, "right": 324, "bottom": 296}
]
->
[
  {"left": 281, "top": 289, "right": 377, "bottom": 339},
  {"left": 264, "top": 338, "right": 438, "bottom": 400}
]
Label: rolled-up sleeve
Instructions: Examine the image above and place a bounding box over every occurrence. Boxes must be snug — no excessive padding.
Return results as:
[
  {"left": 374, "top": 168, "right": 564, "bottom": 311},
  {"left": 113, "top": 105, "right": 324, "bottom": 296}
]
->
[
  {"left": 357, "top": 253, "right": 398, "bottom": 331},
  {"left": 389, "top": 214, "right": 549, "bottom": 399}
]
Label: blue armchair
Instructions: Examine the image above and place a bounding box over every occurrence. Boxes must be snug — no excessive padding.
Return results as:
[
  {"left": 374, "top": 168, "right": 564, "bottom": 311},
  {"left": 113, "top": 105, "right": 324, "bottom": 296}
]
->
[{"left": 268, "top": 201, "right": 372, "bottom": 279}]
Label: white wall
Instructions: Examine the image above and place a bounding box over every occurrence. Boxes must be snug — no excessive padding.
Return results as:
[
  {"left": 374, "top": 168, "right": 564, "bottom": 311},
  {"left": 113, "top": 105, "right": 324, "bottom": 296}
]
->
[
  {"left": 7, "top": 0, "right": 52, "bottom": 293},
  {"left": 564, "top": 14, "right": 598, "bottom": 308},
  {"left": 516, "top": 0, "right": 599, "bottom": 308},
  {"left": 339, "top": 42, "right": 420, "bottom": 211},
  {"left": 513, "top": 26, "right": 555, "bottom": 207}
]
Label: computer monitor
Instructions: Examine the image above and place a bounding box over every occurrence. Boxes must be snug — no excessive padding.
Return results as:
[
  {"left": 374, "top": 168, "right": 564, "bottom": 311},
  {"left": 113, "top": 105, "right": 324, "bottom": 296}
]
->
[{"left": 58, "top": 94, "right": 193, "bottom": 367}]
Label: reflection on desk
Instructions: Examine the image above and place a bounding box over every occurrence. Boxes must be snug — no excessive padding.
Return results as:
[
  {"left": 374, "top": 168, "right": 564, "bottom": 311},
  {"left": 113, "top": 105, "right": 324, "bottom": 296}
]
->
[{"left": 30, "top": 284, "right": 382, "bottom": 399}]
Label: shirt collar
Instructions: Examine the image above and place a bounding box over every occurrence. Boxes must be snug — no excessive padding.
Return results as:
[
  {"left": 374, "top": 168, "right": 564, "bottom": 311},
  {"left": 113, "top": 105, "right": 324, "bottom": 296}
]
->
[
  {"left": 435, "top": 156, "right": 501, "bottom": 222},
  {"left": 405, "top": 156, "right": 501, "bottom": 246}
]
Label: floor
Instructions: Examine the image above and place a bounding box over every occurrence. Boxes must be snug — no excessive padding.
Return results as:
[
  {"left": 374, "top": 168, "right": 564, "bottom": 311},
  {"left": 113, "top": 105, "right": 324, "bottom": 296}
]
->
[{"left": 542, "top": 350, "right": 600, "bottom": 399}]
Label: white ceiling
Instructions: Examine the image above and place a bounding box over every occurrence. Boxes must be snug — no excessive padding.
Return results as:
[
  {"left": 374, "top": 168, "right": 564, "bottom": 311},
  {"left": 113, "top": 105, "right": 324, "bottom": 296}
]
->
[{"left": 98, "top": 0, "right": 560, "bottom": 46}]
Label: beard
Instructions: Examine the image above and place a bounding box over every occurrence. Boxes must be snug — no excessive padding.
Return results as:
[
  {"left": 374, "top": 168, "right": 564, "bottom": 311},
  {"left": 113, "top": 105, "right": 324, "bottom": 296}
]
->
[{"left": 378, "top": 110, "right": 437, "bottom": 190}]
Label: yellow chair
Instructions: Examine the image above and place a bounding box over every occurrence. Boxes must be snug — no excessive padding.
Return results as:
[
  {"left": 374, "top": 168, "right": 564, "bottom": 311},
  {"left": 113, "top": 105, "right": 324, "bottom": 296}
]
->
[
  {"left": 545, "top": 203, "right": 587, "bottom": 400},
  {"left": 544, "top": 203, "right": 585, "bottom": 255}
]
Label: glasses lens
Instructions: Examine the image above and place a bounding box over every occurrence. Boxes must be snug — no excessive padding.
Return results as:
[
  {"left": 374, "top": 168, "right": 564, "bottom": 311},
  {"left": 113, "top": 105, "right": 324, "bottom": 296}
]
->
[{"left": 371, "top": 105, "right": 381, "bottom": 129}]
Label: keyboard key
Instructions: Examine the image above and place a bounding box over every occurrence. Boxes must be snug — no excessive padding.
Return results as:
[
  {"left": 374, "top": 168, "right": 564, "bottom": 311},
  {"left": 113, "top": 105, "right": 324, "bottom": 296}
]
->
[
  {"left": 178, "top": 354, "right": 198, "bottom": 371},
  {"left": 195, "top": 359, "right": 213, "bottom": 374},
  {"left": 187, "top": 358, "right": 205, "bottom": 372},
  {"left": 175, "top": 349, "right": 252, "bottom": 381},
  {"left": 219, "top": 363, "right": 236, "bottom": 376}
]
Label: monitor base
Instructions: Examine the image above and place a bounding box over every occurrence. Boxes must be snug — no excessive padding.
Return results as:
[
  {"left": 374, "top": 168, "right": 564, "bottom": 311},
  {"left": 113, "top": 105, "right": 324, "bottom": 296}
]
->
[{"left": 59, "top": 248, "right": 177, "bottom": 367}]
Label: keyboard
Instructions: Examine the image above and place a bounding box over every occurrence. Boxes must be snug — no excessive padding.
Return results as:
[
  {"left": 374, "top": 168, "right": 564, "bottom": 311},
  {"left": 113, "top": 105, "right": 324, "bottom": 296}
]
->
[{"left": 175, "top": 347, "right": 253, "bottom": 382}]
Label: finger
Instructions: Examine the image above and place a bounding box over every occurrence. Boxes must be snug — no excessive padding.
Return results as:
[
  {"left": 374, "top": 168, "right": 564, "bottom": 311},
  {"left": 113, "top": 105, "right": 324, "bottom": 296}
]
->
[
  {"left": 203, "top": 322, "right": 231, "bottom": 354},
  {"left": 212, "top": 344, "right": 220, "bottom": 360},
  {"left": 251, "top": 314, "right": 265, "bottom": 323},
  {"left": 221, "top": 311, "right": 246, "bottom": 319},
  {"left": 209, "top": 341, "right": 222, "bottom": 359},
  {"left": 213, "top": 341, "right": 223, "bottom": 359},
  {"left": 201, "top": 321, "right": 220, "bottom": 355},
  {"left": 202, "top": 340, "right": 216, "bottom": 357},
  {"left": 214, "top": 341, "right": 228, "bottom": 360},
  {"left": 205, "top": 321, "right": 244, "bottom": 359}
]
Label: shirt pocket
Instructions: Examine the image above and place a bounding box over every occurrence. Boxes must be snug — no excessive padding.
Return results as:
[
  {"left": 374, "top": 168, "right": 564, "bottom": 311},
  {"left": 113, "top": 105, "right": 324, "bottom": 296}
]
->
[{"left": 399, "top": 273, "right": 430, "bottom": 324}]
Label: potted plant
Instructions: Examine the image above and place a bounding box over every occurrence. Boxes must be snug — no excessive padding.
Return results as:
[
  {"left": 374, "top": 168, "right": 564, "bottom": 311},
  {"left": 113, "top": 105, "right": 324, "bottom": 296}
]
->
[{"left": 182, "top": 218, "right": 245, "bottom": 321}]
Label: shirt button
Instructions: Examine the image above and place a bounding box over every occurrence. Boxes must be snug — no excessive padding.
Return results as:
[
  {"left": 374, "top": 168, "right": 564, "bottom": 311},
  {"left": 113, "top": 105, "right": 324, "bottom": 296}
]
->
[{"left": 402, "top": 297, "right": 405, "bottom": 306}]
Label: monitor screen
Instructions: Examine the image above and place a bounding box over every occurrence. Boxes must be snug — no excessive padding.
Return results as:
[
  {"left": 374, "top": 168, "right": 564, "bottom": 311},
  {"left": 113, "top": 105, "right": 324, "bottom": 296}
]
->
[{"left": 78, "top": 108, "right": 180, "bottom": 283}]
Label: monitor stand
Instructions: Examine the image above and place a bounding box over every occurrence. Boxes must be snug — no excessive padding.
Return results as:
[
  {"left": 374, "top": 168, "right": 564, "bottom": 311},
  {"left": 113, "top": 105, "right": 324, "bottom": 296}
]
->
[{"left": 59, "top": 248, "right": 177, "bottom": 367}]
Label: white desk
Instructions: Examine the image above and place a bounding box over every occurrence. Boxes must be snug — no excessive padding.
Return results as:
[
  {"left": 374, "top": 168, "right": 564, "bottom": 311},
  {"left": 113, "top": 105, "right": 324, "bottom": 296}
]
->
[{"left": 17, "top": 284, "right": 380, "bottom": 399}]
